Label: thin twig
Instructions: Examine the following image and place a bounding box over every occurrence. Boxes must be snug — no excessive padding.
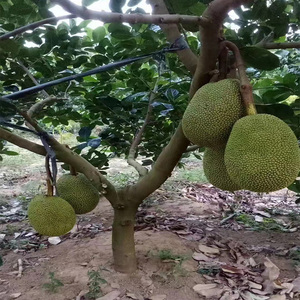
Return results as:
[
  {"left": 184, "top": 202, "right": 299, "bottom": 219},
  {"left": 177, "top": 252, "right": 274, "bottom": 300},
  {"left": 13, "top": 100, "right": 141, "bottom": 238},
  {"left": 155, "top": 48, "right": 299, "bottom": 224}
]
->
[
  {"left": 17, "top": 259, "right": 23, "bottom": 278},
  {"left": 185, "top": 145, "right": 200, "bottom": 152},
  {"left": 0, "top": 14, "right": 76, "bottom": 41},
  {"left": 220, "top": 212, "right": 237, "bottom": 225}
]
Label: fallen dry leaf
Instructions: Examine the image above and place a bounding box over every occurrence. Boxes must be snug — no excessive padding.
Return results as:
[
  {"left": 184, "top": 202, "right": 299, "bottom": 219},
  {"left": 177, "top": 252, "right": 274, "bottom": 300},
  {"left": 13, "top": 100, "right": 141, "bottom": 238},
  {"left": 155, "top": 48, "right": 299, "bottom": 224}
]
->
[
  {"left": 192, "top": 251, "right": 212, "bottom": 261},
  {"left": 222, "top": 265, "right": 244, "bottom": 275},
  {"left": 149, "top": 295, "right": 167, "bottom": 300},
  {"left": 193, "top": 283, "right": 223, "bottom": 298},
  {"left": 48, "top": 236, "right": 61, "bottom": 245},
  {"left": 292, "top": 277, "right": 300, "bottom": 292},
  {"left": 262, "top": 258, "right": 280, "bottom": 281},
  {"left": 279, "top": 282, "right": 293, "bottom": 294},
  {"left": 126, "top": 293, "right": 139, "bottom": 299},
  {"left": 198, "top": 244, "right": 220, "bottom": 255},
  {"left": 269, "top": 295, "right": 286, "bottom": 300},
  {"left": 248, "top": 281, "right": 263, "bottom": 290},
  {"left": 240, "top": 291, "right": 269, "bottom": 300},
  {"left": 96, "top": 290, "right": 120, "bottom": 300},
  {"left": 255, "top": 215, "right": 264, "bottom": 223},
  {"left": 10, "top": 293, "right": 22, "bottom": 299}
]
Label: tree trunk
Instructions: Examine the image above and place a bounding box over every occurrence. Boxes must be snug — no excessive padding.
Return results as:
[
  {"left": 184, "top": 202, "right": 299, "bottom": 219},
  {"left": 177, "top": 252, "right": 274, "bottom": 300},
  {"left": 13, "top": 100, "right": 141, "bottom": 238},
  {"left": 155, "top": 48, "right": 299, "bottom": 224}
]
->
[{"left": 112, "top": 204, "right": 138, "bottom": 273}]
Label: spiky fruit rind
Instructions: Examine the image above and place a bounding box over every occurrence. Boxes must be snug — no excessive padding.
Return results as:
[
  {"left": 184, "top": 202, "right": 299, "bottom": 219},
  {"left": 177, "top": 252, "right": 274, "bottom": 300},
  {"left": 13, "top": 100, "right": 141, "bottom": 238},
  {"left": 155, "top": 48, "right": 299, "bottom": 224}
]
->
[
  {"left": 182, "top": 79, "right": 244, "bottom": 147},
  {"left": 203, "top": 146, "right": 241, "bottom": 192},
  {"left": 225, "top": 114, "right": 300, "bottom": 193},
  {"left": 28, "top": 195, "right": 76, "bottom": 236},
  {"left": 56, "top": 173, "right": 100, "bottom": 214}
]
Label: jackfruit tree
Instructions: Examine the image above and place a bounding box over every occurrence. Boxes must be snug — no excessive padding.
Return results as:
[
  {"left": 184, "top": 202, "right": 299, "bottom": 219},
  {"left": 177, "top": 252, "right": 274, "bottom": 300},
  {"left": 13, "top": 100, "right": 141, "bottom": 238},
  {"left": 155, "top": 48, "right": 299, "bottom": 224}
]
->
[{"left": 0, "top": 0, "right": 300, "bottom": 273}]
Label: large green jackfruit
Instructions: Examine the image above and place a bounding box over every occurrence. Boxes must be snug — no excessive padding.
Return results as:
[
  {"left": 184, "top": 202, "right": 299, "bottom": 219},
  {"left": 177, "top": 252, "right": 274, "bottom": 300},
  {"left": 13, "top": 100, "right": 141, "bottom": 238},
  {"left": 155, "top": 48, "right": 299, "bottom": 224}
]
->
[
  {"left": 203, "top": 146, "right": 241, "bottom": 192},
  {"left": 182, "top": 79, "right": 244, "bottom": 147},
  {"left": 225, "top": 114, "right": 300, "bottom": 192},
  {"left": 28, "top": 195, "right": 76, "bottom": 236},
  {"left": 56, "top": 173, "right": 100, "bottom": 214}
]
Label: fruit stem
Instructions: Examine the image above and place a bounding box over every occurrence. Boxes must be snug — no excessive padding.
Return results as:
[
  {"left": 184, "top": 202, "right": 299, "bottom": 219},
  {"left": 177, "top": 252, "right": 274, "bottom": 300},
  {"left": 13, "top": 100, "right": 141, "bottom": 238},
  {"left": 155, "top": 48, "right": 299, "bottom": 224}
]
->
[
  {"left": 69, "top": 164, "right": 77, "bottom": 176},
  {"left": 223, "top": 41, "right": 257, "bottom": 116},
  {"left": 63, "top": 144, "right": 77, "bottom": 176},
  {"left": 45, "top": 155, "right": 54, "bottom": 197}
]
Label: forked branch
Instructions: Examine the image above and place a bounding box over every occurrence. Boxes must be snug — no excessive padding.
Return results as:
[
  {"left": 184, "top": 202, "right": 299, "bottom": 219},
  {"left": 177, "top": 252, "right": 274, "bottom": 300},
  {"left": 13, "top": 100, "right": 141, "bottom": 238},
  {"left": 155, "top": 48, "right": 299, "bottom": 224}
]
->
[{"left": 127, "top": 82, "right": 159, "bottom": 177}]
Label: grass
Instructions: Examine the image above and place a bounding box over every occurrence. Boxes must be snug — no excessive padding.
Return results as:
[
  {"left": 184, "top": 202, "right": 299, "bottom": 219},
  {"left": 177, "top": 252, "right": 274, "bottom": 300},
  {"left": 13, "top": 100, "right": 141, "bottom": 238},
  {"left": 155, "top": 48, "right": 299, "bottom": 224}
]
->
[
  {"left": 42, "top": 272, "right": 64, "bottom": 294},
  {"left": 174, "top": 167, "right": 208, "bottom": 183}
]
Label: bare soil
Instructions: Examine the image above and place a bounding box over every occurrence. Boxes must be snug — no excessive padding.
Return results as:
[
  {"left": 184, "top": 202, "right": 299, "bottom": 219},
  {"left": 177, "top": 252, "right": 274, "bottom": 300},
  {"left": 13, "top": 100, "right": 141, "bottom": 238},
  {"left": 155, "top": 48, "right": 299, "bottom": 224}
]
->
[{"left": 1, "top": 149, "right": 300, "bottom": 300}]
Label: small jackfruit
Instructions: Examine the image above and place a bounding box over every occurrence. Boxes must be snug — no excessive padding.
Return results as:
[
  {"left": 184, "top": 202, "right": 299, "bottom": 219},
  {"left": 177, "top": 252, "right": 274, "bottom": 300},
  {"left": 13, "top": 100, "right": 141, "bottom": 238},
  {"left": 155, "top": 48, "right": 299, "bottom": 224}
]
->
[
  {"left": 225, "top": 114, "right": 300, "bottom": 192},
  {"left": 28, "top": 195, "right": 76, "bottom": 236},
  {"left": 182, "top": 79, "right": 244, "bottom": 147},
  {"left": 56, "top": 173, "right": 100, "bottom": 214},
  {"left": 203, "top": 146, "right": 241, "bottom": 192}
]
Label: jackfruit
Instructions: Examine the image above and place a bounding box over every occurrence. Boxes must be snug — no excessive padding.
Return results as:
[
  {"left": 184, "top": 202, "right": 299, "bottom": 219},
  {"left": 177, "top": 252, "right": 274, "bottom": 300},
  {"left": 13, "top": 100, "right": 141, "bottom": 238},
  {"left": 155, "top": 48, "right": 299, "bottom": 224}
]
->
[
  {"left": 182, "top": 79, "right": 244, "bottom": 147},
  {"left": 224, "top": 114, "right": 300, "bottom": 192},
  {"left": 56, "top": 173, "right": 100, "bottom": 214},
  {"left": 203, "top": 146, "right": 241, "bottom": 192},
  {"left": 28, "top": 195, "right": 76, "bottom": 236}
]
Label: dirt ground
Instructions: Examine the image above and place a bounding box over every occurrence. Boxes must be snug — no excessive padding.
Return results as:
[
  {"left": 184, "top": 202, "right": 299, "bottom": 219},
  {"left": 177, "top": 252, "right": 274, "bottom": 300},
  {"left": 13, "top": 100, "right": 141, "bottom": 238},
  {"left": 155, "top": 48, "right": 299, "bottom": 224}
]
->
[{"left": 1, "top": 146, "right": 300, "bottom": 300}]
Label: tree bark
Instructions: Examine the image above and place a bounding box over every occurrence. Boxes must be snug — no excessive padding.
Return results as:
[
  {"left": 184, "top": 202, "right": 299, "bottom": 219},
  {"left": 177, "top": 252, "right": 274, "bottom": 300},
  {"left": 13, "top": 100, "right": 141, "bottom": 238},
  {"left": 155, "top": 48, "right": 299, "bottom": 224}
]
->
[{"left": 112, "top": 197, "right": 138, "bottom": 273}]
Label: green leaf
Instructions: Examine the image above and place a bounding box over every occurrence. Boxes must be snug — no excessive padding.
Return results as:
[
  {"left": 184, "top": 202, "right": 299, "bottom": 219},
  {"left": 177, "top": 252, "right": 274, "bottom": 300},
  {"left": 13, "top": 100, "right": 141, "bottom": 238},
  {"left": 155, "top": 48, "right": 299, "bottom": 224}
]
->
[
  {"left": 109, "top": 0, "right": 126, "bottom": 13},
  {"left": 288, "top": 180, "right": 300, "bottom": 193},
  {"left": 82, "top": 0, "right": 98, "bottom": 6},
  {"left": 0, "top": 39, "right": 20, "bottom": 55},
  {"left": 128, "top": 0, "right": 141, "bottom": 6},
  {"left": 10, "top": 3, "right": 33, "bottom": 15},
  {"left": 256, "top": 103, "right": 294, "bottom": 120},
  {"left": 108, "top": 23, "right": 132, "bottom": 40},
  {"left": 2, "top": 150, "right": 19, "bottom": 156},
  {"left": 0, "top": 98, "right": 18, "bottom": 118},
  {"left": 92, "top": 27, "right": 106, "bottom": 42},
  {"left": 261, "top": 89, "right": 292, "bottom": 104},
  {"left": 240, "top": 46, "right": 280, "bottom": 70},
  {"left": 268, "top": 0, "right": 287, "bottom": 18}
]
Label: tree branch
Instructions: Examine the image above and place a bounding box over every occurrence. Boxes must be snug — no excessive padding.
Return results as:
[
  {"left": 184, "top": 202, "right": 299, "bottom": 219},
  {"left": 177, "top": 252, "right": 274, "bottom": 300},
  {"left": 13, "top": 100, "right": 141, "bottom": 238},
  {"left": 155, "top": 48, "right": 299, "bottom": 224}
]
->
[
  {"left": 258, "top": 41, "right": 300, "bottom": 49},
  {"left": 0, "top": 114, "right": 121, "bottom": 208},
  {"left": 27, "top": 96, "right": 65, "bottom": 118},
  {"left": 127, "top": 82, "right": 159, "bottom": 177},
  {"left": 148, "top": 0, "right": 198, "bottom": 74},
  {"left": 0, "top": 14, "right": 76, "bottom": 41},
  {"left": 0, "top": 127, "right": 46, "bottom": 155},
  {"left": 17, "top": 60, "right": 50, "bottom": 98},
  {"left": 50, "top": 0, "right": 207, "bottom": 26},
  {"left": 189, "top": 0, "right": 254, "bottom": 96},
  {"left": 128, "top": 0, "right": 254, "bottom": 205}
]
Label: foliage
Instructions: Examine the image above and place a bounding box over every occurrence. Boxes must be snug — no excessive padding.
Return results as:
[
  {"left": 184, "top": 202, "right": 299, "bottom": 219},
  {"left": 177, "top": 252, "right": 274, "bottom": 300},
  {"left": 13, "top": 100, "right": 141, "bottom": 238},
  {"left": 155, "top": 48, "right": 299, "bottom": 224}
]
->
[
  {"left": 42, "top": 272, "right": 64, "bottom": 294},
  {"left": 0, "top": 0, "right": 299, "bottom": 186}
]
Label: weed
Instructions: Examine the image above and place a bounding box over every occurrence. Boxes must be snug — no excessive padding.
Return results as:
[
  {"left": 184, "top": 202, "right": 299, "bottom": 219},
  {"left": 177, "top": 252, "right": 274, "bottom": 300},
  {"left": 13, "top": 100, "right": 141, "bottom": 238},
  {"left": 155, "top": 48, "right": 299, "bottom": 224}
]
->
[
  {"left": 5, "top": 224, "right": 19, "bottom": 235},
  {"left": 157, "top": 249, "right": 186, "bottom": 262},
  {"left": 86, "top": 268, "right": 107, "bottom": 300},
  {"left": 197, "top": 267, "right": 220, "bottom": 276},
  {"left": 236, "top": 213, "right": 283, "bottom": 231},
  {"left": 42, "top": 272, "right": 64, "bottom": 294}
]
